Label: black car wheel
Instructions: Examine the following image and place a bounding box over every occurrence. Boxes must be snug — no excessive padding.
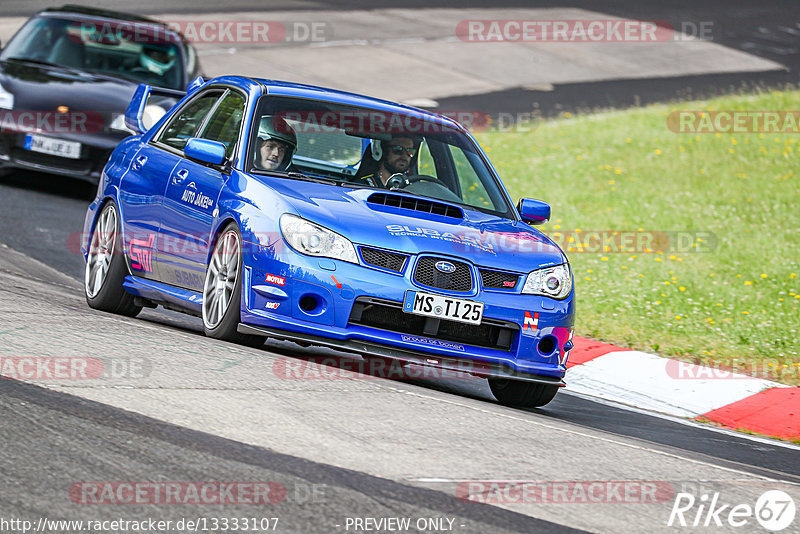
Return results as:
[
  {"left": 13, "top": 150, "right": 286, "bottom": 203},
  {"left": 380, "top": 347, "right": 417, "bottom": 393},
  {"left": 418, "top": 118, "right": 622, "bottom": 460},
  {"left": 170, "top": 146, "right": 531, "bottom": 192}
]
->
[
  {"left": 202, "top": 221, "right": 266, "bottom": 347},
  {"left": 84, "top": 201, "right": 142, "bottom": 317}
]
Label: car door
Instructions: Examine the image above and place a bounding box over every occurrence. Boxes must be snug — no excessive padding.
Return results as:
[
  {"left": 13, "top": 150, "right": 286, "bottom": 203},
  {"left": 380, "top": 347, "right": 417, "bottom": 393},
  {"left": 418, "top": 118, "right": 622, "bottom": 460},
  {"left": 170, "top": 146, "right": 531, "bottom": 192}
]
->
[
  {"left": 120, "top": 88, "right": 223, "bottom": 282},
  {"left": 158, "top": 88, "right": 247, "bottom": 291},
  {"left": 118, "top": 142, "right": 180, "bottom": 282}
]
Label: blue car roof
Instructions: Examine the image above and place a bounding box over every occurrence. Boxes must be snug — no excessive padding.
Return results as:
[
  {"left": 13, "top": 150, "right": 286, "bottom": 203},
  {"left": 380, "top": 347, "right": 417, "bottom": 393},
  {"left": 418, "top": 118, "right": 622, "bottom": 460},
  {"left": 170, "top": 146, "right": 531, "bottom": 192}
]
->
[{"left": 249, "top": 77, "right": 462, "bottom": 131}]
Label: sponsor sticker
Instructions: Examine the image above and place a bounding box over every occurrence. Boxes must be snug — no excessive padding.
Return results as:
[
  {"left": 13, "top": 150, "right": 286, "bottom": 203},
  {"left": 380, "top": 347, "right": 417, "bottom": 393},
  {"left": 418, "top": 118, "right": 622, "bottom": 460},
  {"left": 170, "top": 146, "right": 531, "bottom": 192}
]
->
[{"left": 265, "top": 274, "right": 286, "bottom": 286}]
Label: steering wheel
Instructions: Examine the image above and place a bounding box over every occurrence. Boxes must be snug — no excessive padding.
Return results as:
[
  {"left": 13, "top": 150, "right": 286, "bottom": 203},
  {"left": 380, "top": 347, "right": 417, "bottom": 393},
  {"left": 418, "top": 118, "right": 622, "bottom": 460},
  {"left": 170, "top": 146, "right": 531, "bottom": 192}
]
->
[{"left": 387, "top": 173, "right": 448, "bottom": 189}]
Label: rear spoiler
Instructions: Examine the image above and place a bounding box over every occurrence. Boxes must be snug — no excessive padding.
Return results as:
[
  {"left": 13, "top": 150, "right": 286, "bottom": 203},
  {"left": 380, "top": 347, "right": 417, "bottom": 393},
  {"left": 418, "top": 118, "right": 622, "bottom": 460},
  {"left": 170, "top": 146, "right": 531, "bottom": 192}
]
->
[{"left": 124, "top": 76, "right": 205, "bottom": 134}]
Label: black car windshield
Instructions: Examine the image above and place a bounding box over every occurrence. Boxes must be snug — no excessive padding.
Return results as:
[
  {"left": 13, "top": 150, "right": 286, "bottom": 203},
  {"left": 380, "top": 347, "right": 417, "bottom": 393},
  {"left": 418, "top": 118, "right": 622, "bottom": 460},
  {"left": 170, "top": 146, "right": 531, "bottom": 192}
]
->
[
  {"left": 0, "top": 16, "right": 184, "bottom": 90},
  {"left": 248, "top": 96, "right": 513, "bottom": 218}
]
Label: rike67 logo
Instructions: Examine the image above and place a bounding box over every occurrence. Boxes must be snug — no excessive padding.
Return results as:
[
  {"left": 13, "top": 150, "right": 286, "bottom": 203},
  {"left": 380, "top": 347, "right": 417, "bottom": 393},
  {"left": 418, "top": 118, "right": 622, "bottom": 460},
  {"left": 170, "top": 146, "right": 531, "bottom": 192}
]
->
[{"left": 668, "top": 489, "right": 796, "bottom": 531}]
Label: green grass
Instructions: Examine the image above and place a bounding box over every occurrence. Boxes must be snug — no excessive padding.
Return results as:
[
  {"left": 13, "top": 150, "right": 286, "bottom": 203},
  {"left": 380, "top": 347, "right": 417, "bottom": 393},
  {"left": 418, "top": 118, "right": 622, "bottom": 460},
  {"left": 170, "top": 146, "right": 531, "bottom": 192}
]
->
[{"left": 476, "top": 90, "right": 800, "bottom": 385}]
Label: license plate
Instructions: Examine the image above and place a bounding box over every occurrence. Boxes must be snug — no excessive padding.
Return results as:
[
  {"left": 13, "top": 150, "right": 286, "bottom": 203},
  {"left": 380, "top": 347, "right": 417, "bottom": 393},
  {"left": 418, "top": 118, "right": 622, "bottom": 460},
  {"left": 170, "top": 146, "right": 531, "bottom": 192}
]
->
[
  {"left": 24, "top": 134, "right": 81, "bottom": 159},
  {"left": 403, "top": 290, "right": 484, "bottom": 325}
]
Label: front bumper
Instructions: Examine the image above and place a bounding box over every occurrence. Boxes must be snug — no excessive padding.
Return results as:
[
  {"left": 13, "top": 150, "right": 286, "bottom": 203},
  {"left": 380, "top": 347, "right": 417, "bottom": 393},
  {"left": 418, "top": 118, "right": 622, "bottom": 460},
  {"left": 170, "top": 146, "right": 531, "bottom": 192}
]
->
[
  {"left": 241, "top": 243, "right": 575, "bottom": 382},
  {"left": 0, "top": 131, "right": 121, "bottom": 182}
]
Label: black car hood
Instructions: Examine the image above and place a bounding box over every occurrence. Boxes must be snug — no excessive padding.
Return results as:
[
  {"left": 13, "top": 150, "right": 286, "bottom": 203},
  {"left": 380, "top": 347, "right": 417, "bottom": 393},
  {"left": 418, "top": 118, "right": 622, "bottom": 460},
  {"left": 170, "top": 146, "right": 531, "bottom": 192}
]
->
[{"left": 0, "top": 59, "right": 136, "bottom": 114}]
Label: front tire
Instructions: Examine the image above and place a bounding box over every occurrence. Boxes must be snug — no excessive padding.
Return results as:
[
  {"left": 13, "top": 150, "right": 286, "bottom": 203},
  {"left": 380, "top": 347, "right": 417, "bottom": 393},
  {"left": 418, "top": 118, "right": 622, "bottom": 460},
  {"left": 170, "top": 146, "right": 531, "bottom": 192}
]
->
[
  {"left": 84, "top": 201, "right": 141, "bottom": 317},
  {"left": 488, "top": 378, "right": 559, "bottom": 408},
  {"left": 202, "top": 222, "right": 265, "bottom": 347}
]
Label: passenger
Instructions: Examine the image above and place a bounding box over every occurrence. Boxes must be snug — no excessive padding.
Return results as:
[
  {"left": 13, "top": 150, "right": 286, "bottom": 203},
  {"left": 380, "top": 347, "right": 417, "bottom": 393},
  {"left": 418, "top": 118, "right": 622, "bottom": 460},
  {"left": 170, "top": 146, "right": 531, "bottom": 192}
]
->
[
  {"left": 254, "top": 116, "right": 297, "bottom": 171},
  {"left": 357, "top": 136, "right": 419, "bottom": 188}
]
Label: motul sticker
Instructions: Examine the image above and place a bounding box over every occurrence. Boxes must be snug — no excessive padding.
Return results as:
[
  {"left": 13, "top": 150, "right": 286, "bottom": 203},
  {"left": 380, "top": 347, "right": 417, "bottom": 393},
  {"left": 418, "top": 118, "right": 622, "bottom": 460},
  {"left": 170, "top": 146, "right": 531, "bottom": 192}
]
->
[{"left": 265, "top": 274, "right": 285, "bottom": 286}]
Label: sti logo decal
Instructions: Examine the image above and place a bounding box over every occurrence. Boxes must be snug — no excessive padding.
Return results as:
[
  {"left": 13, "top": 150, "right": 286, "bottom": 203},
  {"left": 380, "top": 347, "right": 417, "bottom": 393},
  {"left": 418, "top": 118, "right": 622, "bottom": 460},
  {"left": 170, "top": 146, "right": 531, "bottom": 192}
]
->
[
  {"left": 130, "top": 234, "right": 155, "bottom": 273},
  {"left": 265, "top": 274, "right": 286, "bottom": 286},
  {"left": 523, "top": 311, "right": 539, "bottom": 331}
]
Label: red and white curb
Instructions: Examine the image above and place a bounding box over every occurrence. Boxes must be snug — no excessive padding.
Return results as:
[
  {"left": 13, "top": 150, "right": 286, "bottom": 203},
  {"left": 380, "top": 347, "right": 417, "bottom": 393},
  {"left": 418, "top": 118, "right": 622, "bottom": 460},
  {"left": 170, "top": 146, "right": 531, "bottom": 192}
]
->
[{"left": 565, "top": 337, "right": 800, "bottom": 441}]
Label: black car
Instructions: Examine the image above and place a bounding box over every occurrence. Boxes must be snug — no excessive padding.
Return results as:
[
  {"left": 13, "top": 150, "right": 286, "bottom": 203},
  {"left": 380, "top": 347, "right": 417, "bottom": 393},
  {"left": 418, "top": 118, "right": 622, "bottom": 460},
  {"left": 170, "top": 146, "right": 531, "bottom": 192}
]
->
[{"left": 0, "top": 5, "right": 201, "bottom": 182}]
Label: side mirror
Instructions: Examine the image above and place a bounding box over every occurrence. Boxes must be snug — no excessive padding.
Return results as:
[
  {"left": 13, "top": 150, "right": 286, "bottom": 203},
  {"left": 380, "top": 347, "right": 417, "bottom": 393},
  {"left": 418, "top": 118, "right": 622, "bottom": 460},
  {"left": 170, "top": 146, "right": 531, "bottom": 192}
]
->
[
  {"left": 184, "top": 138, "right": 226, "bottom": 166},
  {"left": 517, "top": 198, "right": 550, "bottom": 225},
  {"left": 124, "top": 83, "right": 152, "bottom": 134}
]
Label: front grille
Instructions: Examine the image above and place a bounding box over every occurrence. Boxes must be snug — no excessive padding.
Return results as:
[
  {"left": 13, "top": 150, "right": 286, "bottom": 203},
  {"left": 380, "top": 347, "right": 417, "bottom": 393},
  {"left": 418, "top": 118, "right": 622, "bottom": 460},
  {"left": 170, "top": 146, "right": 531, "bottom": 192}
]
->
[
  {"left": 414, "top": 256, "right": 473, "bottom": 292},
  {"left": 480, "top": 269, "right": 520, "bottom": 289},
  {"left": 360, "top": 247, "right": 408, "bottom": 273},
  {"left": 349, "top": 297, "right": 517, "bottom": 351},
  {"left": 367, "top": 192, "right": 463, "bottom": 219}
]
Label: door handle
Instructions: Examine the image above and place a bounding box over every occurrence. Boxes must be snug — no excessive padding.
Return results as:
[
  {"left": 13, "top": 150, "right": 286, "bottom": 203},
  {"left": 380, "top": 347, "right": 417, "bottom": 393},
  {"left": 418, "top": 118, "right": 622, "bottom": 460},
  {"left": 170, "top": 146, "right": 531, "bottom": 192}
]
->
[
  {"left": 172, "top": 169, "right": 189, "bottom": 185},
  {"left": 132, "top": 154, "right": 147, "bottom": 171}
]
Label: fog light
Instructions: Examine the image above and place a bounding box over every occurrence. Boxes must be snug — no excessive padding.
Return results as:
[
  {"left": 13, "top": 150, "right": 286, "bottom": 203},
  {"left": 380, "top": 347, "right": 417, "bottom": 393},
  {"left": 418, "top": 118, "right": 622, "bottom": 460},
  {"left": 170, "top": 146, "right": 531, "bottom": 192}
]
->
[
  {"left": 299, "top": 295, "right": 318, "bottom": 312},
  {"left": 538, "top": 335, "right": 557, "bottom": 356}
]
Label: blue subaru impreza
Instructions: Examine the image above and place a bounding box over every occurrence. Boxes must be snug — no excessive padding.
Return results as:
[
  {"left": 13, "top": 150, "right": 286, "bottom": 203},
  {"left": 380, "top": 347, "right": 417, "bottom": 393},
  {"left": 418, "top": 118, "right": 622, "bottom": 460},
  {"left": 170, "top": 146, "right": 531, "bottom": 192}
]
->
[{"left": 82, "top": 75, "right": 574, "bottom": 407}]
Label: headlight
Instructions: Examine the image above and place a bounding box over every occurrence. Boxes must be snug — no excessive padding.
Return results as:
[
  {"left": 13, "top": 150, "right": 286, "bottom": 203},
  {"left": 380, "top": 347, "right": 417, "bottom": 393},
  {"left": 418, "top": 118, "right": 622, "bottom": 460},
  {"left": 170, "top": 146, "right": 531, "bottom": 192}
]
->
[
  {"left": 279, "top": 214, "right": 358, "bottom": 264},
  {"left": 0, "top": 84, "right": 14, "bottom": 110},
  {"left": 109, "top": 113, "right": 134, "bottom": 133},
  {"left": 521, "top": 263, "right": 572, "bottom": 299}
]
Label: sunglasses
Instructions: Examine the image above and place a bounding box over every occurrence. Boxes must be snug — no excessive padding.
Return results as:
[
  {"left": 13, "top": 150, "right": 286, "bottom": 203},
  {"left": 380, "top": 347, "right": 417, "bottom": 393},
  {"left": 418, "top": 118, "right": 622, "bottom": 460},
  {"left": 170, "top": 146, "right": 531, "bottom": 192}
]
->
[{"left": 388, "top": 144, "right": 418, "bottom": 157}]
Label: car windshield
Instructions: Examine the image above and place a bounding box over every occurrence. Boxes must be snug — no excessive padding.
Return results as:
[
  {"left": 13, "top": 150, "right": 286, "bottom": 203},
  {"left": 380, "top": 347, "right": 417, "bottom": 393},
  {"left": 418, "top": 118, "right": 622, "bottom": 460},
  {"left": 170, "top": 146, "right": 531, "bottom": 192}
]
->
[
  {"left": 248, "top": 96, "right": 513, "bottom": 218},
  {"left": 0, "top": 16, "right": 184, "bottom": 90}
]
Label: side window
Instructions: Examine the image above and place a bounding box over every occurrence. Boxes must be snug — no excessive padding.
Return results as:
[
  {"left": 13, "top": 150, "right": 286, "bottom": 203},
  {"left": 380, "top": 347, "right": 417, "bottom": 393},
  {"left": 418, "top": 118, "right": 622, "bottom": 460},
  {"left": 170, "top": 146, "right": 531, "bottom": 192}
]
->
[
  {"left": 417, "top": 140, "right": 438, "bottom": 178},
  {"left": 198, "top": 91, "right": 246, "bottom": 160},
  {"left": 155, "top": 91, "right": 221, "bottom": 151},
  {"left": 450, "top": 146, "right": 493, "bottom": 209}
]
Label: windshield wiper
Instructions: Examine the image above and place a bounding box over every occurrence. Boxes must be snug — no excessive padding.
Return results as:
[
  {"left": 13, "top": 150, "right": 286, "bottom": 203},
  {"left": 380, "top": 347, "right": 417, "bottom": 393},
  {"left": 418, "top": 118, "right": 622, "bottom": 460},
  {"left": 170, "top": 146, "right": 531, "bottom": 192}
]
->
[{"left": 3, "top": 57, "right": 84, "bottom": 74}]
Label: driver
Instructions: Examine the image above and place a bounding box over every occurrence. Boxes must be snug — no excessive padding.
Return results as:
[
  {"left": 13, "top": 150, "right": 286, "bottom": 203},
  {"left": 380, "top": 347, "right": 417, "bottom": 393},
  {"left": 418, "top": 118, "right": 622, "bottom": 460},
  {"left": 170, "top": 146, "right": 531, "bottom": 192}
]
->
[
  {"left": 357, "top": 136, "right": 418, "bottom": 188},
  {"left": 139, "top": 44, "right": 176, "bottom": 76},
  {"left": 254, "top": 115, "right": 297, "bottom": 171}
]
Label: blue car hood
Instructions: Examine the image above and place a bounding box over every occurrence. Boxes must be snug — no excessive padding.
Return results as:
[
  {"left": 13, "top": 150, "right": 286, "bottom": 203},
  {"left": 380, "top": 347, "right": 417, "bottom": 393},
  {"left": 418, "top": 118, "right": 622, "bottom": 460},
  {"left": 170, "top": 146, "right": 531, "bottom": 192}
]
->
[{"left": 267, "top": 179, "right": 567, "bottom": 273}]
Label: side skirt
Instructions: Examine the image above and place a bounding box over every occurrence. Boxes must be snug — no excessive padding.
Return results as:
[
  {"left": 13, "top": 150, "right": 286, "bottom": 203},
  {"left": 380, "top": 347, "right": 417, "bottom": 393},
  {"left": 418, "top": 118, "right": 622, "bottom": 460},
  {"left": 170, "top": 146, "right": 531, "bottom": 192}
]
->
[{"left": 122, "top": 275, "right": 203, "bottom": 317}]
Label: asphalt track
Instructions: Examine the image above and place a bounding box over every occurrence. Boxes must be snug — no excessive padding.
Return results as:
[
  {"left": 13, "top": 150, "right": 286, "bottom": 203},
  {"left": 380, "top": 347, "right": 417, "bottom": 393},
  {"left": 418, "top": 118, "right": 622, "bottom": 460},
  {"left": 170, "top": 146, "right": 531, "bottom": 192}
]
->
[
  {"left": 1, "top": 170, "right": 799, "bottom": 533},
  {"left": 2, "top": 1, "right": 800, "bottom": 533}
]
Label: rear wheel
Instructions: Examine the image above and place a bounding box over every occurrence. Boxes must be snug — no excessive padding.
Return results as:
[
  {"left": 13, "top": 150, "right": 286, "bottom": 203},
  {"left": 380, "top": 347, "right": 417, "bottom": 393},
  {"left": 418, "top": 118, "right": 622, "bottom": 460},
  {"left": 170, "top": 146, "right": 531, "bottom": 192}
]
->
[
  {"left": 202, "top": 222, "right": 266, "bottom": 347},
  {"left": 84, "top": 201, "right": 141, "bottom": 317},
  {"left": 488, "top": 378, "right": 559, "bottom": 408}
]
